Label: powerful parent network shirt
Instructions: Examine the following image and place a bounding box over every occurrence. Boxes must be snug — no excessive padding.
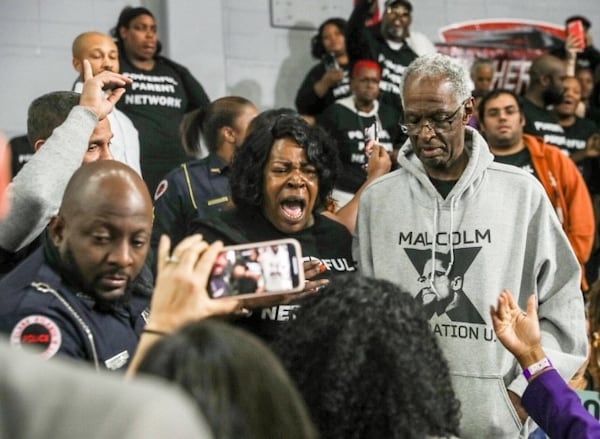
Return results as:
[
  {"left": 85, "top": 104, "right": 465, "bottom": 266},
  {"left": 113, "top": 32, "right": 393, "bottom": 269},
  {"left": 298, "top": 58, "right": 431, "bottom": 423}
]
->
[{"left": 117, "top": 55, "right": 209, "bottom": 194}]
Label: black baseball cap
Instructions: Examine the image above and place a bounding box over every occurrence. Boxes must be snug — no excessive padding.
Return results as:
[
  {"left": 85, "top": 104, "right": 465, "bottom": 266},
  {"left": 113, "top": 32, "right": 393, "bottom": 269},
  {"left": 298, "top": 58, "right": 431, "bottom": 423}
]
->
[{"left": 384, "top": 0, "right": 413, "bottom": 12}]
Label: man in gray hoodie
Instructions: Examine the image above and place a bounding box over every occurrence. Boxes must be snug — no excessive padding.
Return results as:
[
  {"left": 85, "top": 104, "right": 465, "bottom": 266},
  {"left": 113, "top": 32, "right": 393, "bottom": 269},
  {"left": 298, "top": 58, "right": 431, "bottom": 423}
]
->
[{"left": 354, "top": 53, "right": 587, "bottom": 438}]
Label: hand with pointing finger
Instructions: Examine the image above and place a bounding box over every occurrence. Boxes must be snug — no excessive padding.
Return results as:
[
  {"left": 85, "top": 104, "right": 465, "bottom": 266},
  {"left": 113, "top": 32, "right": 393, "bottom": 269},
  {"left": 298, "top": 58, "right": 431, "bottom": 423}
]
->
[{"left": 79, "top": 59, "right": 133, "bottom": 121}]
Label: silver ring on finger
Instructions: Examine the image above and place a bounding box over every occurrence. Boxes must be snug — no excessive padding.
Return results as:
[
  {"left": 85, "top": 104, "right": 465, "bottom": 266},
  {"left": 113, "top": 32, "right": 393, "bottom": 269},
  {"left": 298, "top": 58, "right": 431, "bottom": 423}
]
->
[{"left": 165, "top": 255, "right": 180, "bottom": 264}]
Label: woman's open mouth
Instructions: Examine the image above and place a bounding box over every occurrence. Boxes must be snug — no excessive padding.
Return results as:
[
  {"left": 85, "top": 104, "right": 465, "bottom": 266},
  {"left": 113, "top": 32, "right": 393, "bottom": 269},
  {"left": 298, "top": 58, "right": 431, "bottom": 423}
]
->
[{"left": 280, "top": 197, "right": 306, "bottom": 221}]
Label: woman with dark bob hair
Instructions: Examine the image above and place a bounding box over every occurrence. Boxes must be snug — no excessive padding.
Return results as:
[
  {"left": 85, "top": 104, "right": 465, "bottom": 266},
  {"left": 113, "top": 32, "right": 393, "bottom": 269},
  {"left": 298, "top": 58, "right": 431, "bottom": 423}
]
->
[
  {"left": 190, "top": 111, "right": 356, "bottom": 342},
  {"left": 295, "top": 18, "right": 351, "bottom": 118},
  {"left": 273, "top": 274, "right": 462, "bottom": 439},
  {"left": 136, "top": 319, "right": 318, "bottom": 439},
  {"left": 230, "top": 111, "right": 338, "bottom": 214}
]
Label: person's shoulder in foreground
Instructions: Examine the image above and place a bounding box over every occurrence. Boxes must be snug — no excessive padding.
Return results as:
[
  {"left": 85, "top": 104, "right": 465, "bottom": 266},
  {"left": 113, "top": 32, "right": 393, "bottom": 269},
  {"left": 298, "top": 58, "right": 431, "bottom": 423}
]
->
[{"left": 0, "top": 338, "right": 213, "bottom": 439}]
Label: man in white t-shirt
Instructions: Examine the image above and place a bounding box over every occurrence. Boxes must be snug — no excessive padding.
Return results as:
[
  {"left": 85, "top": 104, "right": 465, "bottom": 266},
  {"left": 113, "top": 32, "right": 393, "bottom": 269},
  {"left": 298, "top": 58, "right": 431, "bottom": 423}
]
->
[{"left": 71, "top": 31, "right": 141, "bottom": 175}]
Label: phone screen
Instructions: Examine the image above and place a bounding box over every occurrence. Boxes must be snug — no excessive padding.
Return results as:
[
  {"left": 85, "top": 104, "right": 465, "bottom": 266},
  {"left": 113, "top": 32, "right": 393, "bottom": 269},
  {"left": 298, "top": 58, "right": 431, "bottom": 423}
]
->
[
  {"left": 208, "top": 239, "right": 304, "bottom": 299},
  {"left": 323, "top": 52, "right": 339, "bottom": 70}
]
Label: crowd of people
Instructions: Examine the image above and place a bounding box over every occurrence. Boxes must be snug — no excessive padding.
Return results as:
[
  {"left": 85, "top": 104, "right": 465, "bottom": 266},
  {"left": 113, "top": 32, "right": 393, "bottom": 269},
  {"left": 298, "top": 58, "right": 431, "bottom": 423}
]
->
[{"left": 2, "top": 1, "right": 600, "bottom": 438}]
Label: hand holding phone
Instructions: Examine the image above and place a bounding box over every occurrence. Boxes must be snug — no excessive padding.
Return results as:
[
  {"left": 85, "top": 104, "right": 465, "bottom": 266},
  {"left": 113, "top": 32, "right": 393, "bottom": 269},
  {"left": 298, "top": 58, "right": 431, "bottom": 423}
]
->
[
  {"left": 363, "top": 121, "right": 381, "bottom": 169},
  {"left": 364, "top": 122, "right": 380, "bottom": 146},
  {"left": 323, "top": 52, "right": 339, "bottom": 71},
  {"left": 364, "top": 142, "right": 392, "bottom": 180},
  {"left": 567, "top": 20, "right": 586, "bottom": 52},
  {"left": 149, "top": 235, "right": 240, "bottom": 333}
]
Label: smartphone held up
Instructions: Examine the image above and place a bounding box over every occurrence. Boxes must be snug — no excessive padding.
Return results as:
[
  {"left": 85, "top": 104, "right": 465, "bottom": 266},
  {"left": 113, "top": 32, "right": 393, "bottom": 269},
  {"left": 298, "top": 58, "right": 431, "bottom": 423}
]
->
[
  {"left": 567, "top": 19, "right": 586, "bottom": 52},
  {"left": 323, "top": 52, "right": 339, "bottom": 70},
  {"left": 208, "top": 239, "right": 304, "bottom": 300}
]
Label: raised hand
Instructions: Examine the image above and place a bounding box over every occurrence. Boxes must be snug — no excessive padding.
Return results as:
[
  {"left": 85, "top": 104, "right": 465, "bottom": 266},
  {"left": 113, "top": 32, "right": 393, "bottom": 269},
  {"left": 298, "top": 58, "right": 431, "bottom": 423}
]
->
[
  {"left": 364, "top": 141, "right": 392, "bottom": 180},
  {"left": 79, "top": 59, "right": 133, "bottom": 120},
  {"left": 491, "top": 289, "right": 541, "bottom": 364}
]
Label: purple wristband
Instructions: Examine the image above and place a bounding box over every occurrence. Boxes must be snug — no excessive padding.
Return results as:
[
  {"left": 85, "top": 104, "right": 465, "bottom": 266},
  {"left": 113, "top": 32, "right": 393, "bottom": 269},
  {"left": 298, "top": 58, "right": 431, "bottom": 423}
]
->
[{"left": 523, "top": 357, "right": 553, "bottom": 380}]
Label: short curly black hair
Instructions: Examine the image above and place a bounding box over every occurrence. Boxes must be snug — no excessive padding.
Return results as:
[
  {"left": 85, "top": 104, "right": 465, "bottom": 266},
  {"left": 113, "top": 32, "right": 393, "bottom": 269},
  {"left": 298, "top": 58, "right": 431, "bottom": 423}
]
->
[
  {"left": 311, "top": 17, "right": 347, "bottom": 59},
  {"left": 229, "top": 110, "right": 340, "bottom": 213},
  {"left": 273, "top": 274, "right": 461, "bottom": 439}
]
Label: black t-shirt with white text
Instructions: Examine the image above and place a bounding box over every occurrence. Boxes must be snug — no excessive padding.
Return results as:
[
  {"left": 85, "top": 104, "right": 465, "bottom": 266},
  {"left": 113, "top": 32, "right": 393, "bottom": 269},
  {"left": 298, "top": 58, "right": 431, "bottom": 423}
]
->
[
  {"left": 561, "top": 117, "right": 600, "bottom": 193},
  {"left": 190, "top": 209, "right": 356, "bottom": 343},
  {"left": 521, "top": 98, "right": 566, "bottom": 148},
  {"left": 117, "top": 56, "right": 209, "bottom": 194}
]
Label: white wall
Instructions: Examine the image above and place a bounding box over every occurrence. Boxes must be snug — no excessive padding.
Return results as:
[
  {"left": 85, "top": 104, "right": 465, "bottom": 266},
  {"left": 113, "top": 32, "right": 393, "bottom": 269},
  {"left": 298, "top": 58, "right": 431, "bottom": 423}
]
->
[
  {"left": 1, "top": 0, "right": 600, "bottom": 139},
  {"left": 0, "top": 0, "right": 139, "bottom": 139}
]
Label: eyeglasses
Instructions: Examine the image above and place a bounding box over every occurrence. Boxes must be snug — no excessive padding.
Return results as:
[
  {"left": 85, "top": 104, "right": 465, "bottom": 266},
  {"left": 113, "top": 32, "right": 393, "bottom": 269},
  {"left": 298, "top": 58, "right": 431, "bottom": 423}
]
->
[
  {"left": 385, "top": 5, "right": 411, "bottom": 18},
  {"left": 401, "top": 99, "right": 469, "bottom": 135}
]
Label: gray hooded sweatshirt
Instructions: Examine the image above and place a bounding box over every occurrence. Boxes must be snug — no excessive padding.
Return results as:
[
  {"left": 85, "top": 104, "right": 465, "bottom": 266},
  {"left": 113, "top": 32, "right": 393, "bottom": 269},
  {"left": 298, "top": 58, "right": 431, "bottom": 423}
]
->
[{"left": 354, "top": 127, "right": 587, "bottom": 438}]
